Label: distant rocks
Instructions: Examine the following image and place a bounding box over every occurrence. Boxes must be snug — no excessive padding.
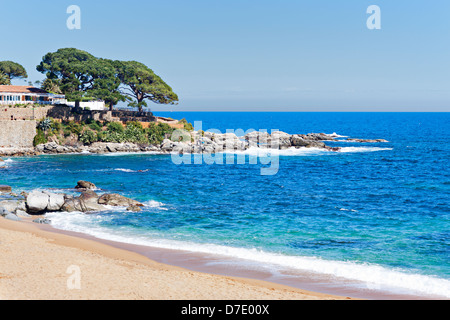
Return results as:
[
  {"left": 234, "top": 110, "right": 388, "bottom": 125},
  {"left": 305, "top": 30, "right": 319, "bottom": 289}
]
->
[
  {"left": 346, "top": 138, "right": 389, "bottom": 143},
  {"left": 0, "top": 129, "right": 389, "bottom": 158},
  {"left": 0, "top": 185, "right": 12, "bottom": 193}
]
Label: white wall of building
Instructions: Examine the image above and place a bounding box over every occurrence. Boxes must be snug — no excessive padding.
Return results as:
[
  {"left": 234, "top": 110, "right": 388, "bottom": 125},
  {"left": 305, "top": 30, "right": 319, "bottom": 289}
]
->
[{"left": 66, "top": 101, "right": 106, "bottom": 110}]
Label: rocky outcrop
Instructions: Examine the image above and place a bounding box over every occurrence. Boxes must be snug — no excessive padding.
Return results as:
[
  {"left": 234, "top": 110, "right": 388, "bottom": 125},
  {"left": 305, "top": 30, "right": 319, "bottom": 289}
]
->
[
  {"left": 75, "top": 180, "right": 97, "bottom": 191},
  {"left": 346, "top": 138, "right": 389, "bottom": 143},
  {"left": 1, "top": 130, "right": 389, "bottom": 157},
  {"left": 98, "top": 193, "right": 144, "bottom": 207},
  {"left": 61, "top": 191, "right": 107, "bottom": 213},
  {"left": 0, "top": 185, "right": 12, "bottom": 193},
  {"left": 1, "top": 182, "right": 145, "bottom": 221}
]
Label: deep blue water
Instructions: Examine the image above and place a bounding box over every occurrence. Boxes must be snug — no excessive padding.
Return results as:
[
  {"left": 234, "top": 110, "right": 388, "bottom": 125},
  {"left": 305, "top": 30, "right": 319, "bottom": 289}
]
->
[{"left": 1, "top": 112, "right": 449, "bottom": 298}]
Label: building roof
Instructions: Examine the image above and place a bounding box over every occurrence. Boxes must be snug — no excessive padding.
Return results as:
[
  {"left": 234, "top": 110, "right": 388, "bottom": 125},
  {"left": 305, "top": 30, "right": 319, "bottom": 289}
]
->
[{"left": 0, "top": 85, "right": 49, "bottom": 94}]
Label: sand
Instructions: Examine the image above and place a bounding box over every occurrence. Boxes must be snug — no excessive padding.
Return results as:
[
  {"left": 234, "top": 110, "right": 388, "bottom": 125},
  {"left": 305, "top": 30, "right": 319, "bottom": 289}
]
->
[{"left": 0, "top": 217, "right": 352, "bottom": 300}]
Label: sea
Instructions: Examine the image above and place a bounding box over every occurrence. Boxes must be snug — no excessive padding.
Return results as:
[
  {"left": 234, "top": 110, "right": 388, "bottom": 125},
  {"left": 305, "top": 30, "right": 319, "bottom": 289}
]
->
[{"left": 1, "top": 112, "right": 449, "bottom": 299}]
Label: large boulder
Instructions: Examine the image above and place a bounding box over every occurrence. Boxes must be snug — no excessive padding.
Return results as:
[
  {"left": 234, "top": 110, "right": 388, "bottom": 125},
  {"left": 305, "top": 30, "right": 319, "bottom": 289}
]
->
[
  {"left": 98, "top": 193, "right": 143, "bottom": 207},
  {"left": 75, "top": 180, "right": 97, "bottom": 190},
  {"left": 61, "top": 191, "right": 107, "bottom": 213},
  {"left": 270, "top": 131, "right": 292, "bottom": 149},
  {"left": 290, "top": 135, "right": 310, "bottom": 147},
  {"left": 26, "top": 191, "right": 50, "bottom": 214},
  {"left": 45, "top": 192, "right": 65, "bottom": 211}
]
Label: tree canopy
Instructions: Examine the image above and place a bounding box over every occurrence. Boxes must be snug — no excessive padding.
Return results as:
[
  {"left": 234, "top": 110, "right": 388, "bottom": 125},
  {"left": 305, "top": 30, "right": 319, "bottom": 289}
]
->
[
  {"left": 0, "top": 71, "right": 9, "bottom": 85},
  {"left": 36, "top": 48, "right": 178, "bottom": 111},
  {"left": 114, "top": 60, "right": 179, "bottom": 112},
  {"left": 0, "top": 61, "right": 28, "bottom": 83}
]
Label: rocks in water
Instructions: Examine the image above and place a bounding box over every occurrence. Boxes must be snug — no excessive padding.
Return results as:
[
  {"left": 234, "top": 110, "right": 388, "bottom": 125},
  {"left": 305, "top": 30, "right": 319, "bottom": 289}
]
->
[
  {"left": 98, "top": 193, "right": 144, "bottom": 207},
  {"left": 46, "top": 191, "right": 65, "bottom": 211},
  {"left": 127, "top": 204, "right": 142, "bottom": 212},
  {"left": 61, "top": 191, "right": 107, "bottom": 213},
  {"left": 26, "top": 190, "right": 66, "bottom": 214},
  {"left": 75, "top": 180, "right": 97, "bottom": 190},
  {"left": 0, "top": 185, "right": 12, "bottom": 193},
  {"left": 346, "top": 138, "right": 389, "bottom": 143}
]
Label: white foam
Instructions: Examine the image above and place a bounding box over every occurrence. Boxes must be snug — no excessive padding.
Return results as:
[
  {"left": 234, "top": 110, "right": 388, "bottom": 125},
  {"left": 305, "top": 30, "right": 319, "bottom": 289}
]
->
[
  {"left": 339, "top": 147, "right": 393, "bottom": 153},
  {"left": 143, "top": 200, "right": 167, "bottom": 209},
  {"left": 115, "top": 168, "right": 138, "bottom": 173},
  {"left": 327, "top": 132, "right": 348, "bottom": 138},
  {"left": 45, "top": 211, "right": 450, "bottom": 298},
  {"left": 227, "top": 147, "right": 328, "bottom": 157}
]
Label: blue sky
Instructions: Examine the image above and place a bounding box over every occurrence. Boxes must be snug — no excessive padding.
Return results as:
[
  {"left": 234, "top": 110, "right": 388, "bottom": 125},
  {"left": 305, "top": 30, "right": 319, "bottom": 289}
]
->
[{"left": 1, "top": 0, "right": 449, "bottom": 111}]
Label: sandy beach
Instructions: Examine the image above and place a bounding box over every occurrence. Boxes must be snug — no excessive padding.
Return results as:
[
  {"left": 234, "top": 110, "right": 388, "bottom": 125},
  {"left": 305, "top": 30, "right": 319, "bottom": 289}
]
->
[{"left": 0, "top": 217, "right": 352, "bottom": 300}]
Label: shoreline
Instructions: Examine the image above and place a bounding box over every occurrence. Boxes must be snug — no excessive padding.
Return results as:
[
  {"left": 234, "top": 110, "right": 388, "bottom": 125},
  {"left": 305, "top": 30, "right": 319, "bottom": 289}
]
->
[
  {"left": 0, "top": 215, "right": 437, "bottom": 300},
  {"left": 0, "top": 216, "right": 353, "bottom": 300}
]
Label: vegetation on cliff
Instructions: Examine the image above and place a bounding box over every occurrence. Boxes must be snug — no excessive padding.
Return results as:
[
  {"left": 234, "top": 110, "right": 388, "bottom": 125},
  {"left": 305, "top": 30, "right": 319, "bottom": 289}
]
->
[{"left": 33, "top": 118, "right": 190, "bottom": 147}]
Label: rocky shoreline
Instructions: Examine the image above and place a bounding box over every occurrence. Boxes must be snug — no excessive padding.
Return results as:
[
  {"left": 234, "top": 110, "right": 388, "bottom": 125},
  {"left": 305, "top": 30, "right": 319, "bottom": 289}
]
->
[
  {"left": 0, "top": 131, "right": 388, "bottom": 157},
  {"left": 0, "top": 180, "right": 145, "bottom": 224}
]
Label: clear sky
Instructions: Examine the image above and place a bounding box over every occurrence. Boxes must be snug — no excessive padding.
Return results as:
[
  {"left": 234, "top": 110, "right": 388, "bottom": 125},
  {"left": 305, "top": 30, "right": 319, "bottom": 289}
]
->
[{"left": 1, "top": 0, "right": 449, "bottom": 111}]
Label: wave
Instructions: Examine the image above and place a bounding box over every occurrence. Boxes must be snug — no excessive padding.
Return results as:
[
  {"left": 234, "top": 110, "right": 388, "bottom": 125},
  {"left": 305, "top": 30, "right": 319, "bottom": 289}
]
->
[
  {"left": 115, "top": 168, "right": 150, "bottom": 173},
  {"left": 326, "top": 132, "right": 348, "bottom": 138},
  {"left": 44, "top": 211, "right": 450, "bottom": 298},
  {"left": 339, "top": 147, "right": 393, "bottom": 153}
]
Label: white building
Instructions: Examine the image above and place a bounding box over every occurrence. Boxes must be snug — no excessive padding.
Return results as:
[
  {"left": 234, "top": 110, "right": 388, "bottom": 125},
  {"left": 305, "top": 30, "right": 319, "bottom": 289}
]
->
[{"left": 0, "top": 85, "right": 66, "bottom": 105}]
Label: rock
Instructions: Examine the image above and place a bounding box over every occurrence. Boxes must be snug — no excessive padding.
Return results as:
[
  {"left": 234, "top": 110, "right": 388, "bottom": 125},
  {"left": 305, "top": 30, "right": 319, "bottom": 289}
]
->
[
  {"left": 290, "top": 135, "right": 310, "bottom": 147},
  {"left": 127, "top": 205, "right": 142, "bottom": 212},
  {"left": 61, "top": 196, "right": 84, "bottom": 212},
  {"left": 26, "top": 191, "right": 49, "bottom": 214},
  {"left": 61, "top": 191, "right": 107, "bottom": 213},
  {"left": 4, "top": 213, "right": 21, "bottom": 221},
  {"left": 33, "top": 218, "right": 51, "bottom": 224},
  {"left": 45, "top": 192, "right": 65, "bottom": 211},
  {"left": 305, "top": 141, "right": 326, "bottom": 148},
  {"left": 270, "top": 131, "right": 292, "bottom": 149},
  {"left": 346, "top": 138, "right": 389, "bottom": 143},
  {"left": 79, "top": 191, "right": 107, "bottom": 212},
  {"left": 306, "top": 133, "right": 335, "bottom": 141},
  {"left": 75, "top": 180, "right": 97, "bottom": 190},
  {"left": 16, "top": 209, "right": 30, "bottom": 217},
  {"left": 0, "top": 185, "right": 12, "bottom": 193},
  {"left": 0, "top": 207, "right": 10, "bottom": 217},
  {"left": 98, "top": 193, "right": 143, "bottom": 207},
  {"left": 0, "top": 200, "right": 22, "bottom": 213}
]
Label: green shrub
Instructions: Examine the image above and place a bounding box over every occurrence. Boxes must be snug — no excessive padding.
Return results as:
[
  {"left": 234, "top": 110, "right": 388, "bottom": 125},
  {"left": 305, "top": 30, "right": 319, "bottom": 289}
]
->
[
  {"left": 124, "top": 124, "right": 148, "bottom": 144},
  {"left": 107, "top": 122, "right": 124, "bottom": 133},
  {"left": 146, "top": 123, "right": 175, "bottom": 144},
  {"left": 79, "top": 130, "right": 98, "bottom": 145},
  {"left": 89, "top": 122, "right": 102, "bottom": 132},
  {"left": 33, "top": 129, "right": 48, "bottom": 146},
  {"left": 179, "top": 118, "right": 194, "bottom": 131}
]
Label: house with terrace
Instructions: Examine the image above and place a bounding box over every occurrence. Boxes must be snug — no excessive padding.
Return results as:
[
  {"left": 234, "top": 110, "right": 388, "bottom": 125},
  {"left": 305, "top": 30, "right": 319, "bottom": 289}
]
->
[{"left": 0, "top": 85, "right": 66, "bottom": 105}]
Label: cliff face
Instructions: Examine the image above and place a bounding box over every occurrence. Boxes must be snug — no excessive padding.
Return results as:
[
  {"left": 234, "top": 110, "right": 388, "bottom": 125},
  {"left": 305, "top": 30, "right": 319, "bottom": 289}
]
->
[{"left": 0, "top": 120, "right": 36, "bottom": 148}]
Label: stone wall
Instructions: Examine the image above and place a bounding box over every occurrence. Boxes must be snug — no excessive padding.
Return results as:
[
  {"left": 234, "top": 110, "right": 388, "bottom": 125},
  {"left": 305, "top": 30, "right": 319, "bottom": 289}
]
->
[
  {"left": 0, "top": 120, "right": 37, "bottom": 148},
  {"left": 0, "top": 105, "right": 54, "bottom": 121}
]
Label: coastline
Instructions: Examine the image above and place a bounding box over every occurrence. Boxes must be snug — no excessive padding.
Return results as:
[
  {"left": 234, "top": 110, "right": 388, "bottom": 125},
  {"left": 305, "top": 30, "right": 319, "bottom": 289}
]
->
[{"left": 0, "top": 216, "right": 353, "bottom": 300}]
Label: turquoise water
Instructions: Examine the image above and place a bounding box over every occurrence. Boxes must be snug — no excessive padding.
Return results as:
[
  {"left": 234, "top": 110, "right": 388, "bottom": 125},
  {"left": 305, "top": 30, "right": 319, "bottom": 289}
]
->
[{"left": 1, "top": 112, "right": 449, "bottom": 298}]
